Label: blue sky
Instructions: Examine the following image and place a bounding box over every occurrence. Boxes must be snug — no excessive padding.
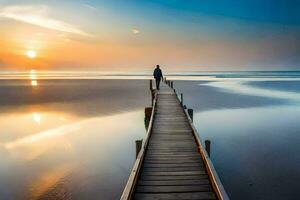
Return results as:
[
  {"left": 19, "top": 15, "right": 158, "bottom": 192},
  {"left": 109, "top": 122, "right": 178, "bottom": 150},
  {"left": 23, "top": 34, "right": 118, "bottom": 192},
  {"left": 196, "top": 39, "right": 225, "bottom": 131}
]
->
[{"left": 0, "top": 0, "right": 299, "bottom": 71}]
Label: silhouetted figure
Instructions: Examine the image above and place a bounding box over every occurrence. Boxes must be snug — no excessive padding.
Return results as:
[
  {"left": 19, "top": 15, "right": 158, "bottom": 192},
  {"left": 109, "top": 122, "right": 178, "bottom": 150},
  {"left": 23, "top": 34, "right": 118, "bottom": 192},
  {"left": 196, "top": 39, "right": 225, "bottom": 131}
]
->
[{"left": 153, "top": 65, "right": 163, "bottom": 90}]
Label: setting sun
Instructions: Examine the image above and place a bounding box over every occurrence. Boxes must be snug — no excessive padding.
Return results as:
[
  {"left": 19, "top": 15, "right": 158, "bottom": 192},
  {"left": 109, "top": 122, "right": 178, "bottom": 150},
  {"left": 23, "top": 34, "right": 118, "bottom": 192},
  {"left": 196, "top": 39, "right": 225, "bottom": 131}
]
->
[{"left": 26, "top": 50, "right": 37, "bottom": 59}]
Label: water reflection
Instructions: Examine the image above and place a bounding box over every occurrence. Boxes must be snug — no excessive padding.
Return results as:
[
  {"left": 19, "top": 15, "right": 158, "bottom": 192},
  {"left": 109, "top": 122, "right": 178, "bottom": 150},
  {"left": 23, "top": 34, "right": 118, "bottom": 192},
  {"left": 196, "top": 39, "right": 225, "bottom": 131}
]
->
[
  {"left": 0, "top": 110, "right": 146, "bottom": 199},
  {"left": 0, "top": 79, "right": 150, "bottom": 199},
  {"left": 194, "top": 105, "right": 300, "bottom": 200},
  {"left": 30, "top": 70, "right": 38, "bottom": 87},
  {"left": 173, "top": 80, "right": 300, "bottom": 200},
  {"left": 31, "top": 80, "right": 38, "bottom": 86},
  {"left": 0, "top": 79, "right": 150, "bottom": 117},
  {"left": 32, "top": 113, "right": 41, "bottom": 125},
  {"left": 203, "top": 81, "right": 300, "bottom": 102},
  {"left": 28, "top": 163, "right": 75, "bottom": 200}
]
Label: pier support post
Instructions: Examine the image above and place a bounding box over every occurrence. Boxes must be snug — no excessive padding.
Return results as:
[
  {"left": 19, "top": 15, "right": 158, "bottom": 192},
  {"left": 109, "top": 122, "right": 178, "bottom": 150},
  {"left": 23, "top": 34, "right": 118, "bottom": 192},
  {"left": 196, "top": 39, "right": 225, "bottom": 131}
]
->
[
  {"left": 135, "top": 139, "right": 143, "bottom": 158},
  {"left": 205, "top": 140, "right": 211, "bottom": 157},
  {"left": 144, "top": 107, "right": 152, "bottom": 130},
  {"left": 151, "top": 90, "right": 155, "bottom": 105},
  {"left": 149, "top": 79, "right": 155, "bottom": 104},
  {"left": 188, "top": 109, "right": 193, "bottom": 121},
  {"left": 149, "top": 79, "right": 153, "bottom": 91},
  {"left": 171, "top": 81, "right": 173, "bottom": 88},
  {"left": 145, "top": 107, "right": 152, "bottom": 119},
  {"left": 180, "top": 93, "right": 183, "bottom": 106}
]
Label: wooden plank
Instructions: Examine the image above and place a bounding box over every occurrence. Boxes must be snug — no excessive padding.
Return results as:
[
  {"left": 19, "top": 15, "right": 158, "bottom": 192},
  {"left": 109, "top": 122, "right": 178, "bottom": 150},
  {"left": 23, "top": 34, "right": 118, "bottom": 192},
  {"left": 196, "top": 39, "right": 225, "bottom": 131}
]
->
[
  {"left": 142, "top": 171, "right": 207, "bottom": 176},
  {"left": 146, "top": 155, "right": 200, "bottom": 159},
  {"left": 147, "top": 147, "right": 197, "bottom": 151},
  {"left": 140, "top": 175, "right": 209, "bottom": 181},
  {"left": 136, "top": 185, "right": 212, "bottom": 193},
  {"left": 121, "top": 83, "right": 228, "bottom": 200},
  {"left": 135, "top": 192, "right": 217, "bottom": 200},
  {"left": 145, "top": 158, "right": 202, "bottom": 162},
  {"left": 148, "top": 142, "right": 196, "bottom": 145},
  {"left": 148, "top": 145, "right": 197, "bottom": 148},
  {"left": 142, "top": 166, "right": 205, "bottom": 172},
  {"left": 143, "top": 163, "right": 203, "bottom": 168},
  {"left": 146, "top": 152, "right": 199, "bottom": 156},
  {"left": 144, "top": 160, "right": 201, "bottom": 164},
  {"left": 147, "top": 148, "right": 197, "bottom": 151},
  {"left": 138, "top": 179, "right": 210, "bottom": 186}
]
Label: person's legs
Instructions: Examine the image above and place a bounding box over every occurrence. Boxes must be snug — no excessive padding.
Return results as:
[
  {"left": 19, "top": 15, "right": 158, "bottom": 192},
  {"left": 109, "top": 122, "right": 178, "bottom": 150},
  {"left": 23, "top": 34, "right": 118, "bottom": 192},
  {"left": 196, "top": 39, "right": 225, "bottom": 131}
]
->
[
  {"left": 157, "top": 78, "right": 161, "bottom": 90},
  {"left": 155, "top": 78, "right": 160, "bottom": 90}
]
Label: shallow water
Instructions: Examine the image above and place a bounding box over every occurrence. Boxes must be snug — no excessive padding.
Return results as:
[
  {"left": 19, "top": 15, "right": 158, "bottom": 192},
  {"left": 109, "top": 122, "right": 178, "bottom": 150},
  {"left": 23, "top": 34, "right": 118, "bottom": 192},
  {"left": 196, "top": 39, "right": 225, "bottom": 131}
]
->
[
  {"left": 1, "top": 75, "right": 300, "bottom": 200},
  {"left": 174, "top": 79, "right": 300, "bottom": 200},
  {"left": 0, "top": 79, "right": 151, "bottom": 200}
]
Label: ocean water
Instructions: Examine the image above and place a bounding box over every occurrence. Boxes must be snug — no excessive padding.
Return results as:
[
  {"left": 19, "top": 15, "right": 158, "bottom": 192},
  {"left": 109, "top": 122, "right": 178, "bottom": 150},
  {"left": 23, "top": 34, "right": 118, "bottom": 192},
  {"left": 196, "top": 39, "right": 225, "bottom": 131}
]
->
[
  {"left": 1, "top": 71, "right": 300, "bottom": 200},
  {"left": 0, "top": 79, "right": 151, "bottom": 200},
  {"left": 174, "top": 78, "right": 300, "bottom": 200}
]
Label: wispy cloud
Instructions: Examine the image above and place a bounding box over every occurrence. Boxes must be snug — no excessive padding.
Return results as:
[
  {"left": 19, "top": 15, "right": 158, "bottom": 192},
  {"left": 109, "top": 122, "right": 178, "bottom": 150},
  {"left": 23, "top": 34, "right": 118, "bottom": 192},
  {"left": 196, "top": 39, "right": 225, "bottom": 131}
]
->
[
  {"left": 132, "top": 29, "right": 140, "bottom": 34},
  {"left": 83, "top": 4, "right": 97, "bottom": 11},
  {"left": 0, "top": 5, "right": 90, "bottom": 36}
]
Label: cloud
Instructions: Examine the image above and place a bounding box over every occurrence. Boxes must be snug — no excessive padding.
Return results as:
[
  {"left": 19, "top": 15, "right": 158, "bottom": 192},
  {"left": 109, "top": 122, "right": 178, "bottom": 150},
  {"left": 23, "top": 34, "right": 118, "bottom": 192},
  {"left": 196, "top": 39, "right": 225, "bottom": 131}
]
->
[
  {"left": 132, "top": 29, "right": 140, "bottom": 34},
  {"left": 0, "top": 5, "right": 90, "bottom": 36},
  {"left": 83, "top": 4, "right": 97, "bottom": 10}
]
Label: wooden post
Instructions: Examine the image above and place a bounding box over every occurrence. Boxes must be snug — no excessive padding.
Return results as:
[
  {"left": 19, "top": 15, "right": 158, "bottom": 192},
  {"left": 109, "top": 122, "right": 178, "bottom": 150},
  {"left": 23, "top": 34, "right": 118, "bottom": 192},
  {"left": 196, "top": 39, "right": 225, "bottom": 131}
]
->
[
  {"left": 188, "top": 109, "right": 193, "bottom": 121},
  {"left": 145, "top": 107, "right": 152, "bottom": 119},
  {"left": 180, "top": 93, "right": 183, "bottom": 106},
  {"left": 135, "top": 139, "right": 143, "bottom": 158},
  {"left": 171, "top": 81, "right": 173, "bottom": 88},
  {"left": 144, "top": 107, "right": 152, "bottom": 130},
  {"left": 205, "top": 140, "right": 211, "bottom": 157},
  {"left": 149, "top": 79, "right": 153, "bottom": 91}
]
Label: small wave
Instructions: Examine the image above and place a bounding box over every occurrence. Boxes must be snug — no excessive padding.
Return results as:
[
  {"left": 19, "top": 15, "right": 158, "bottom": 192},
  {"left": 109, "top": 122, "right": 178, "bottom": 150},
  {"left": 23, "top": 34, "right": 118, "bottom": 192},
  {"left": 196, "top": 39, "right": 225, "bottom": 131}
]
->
[{"left": 202, "top": 81, "right": 300, "bottom": 102}]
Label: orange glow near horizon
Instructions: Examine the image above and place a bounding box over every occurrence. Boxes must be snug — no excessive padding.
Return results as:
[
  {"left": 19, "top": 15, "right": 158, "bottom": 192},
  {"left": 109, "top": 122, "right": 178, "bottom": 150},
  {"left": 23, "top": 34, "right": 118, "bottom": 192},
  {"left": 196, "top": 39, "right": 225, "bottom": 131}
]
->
[{"left": 0, "top": 3, "right": 298, "bottom": 71}]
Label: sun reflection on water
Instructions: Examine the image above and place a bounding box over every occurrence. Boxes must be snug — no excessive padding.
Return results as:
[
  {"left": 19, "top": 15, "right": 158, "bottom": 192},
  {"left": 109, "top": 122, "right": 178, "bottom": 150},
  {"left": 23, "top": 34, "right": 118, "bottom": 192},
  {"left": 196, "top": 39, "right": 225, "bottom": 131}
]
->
[
  {"left": 31, "top": 80, "right": 38, "bottom": 86},
  {"left": 32, "top": 112, "right": 41, "bottom": 124},
  {"left": 30, "top": 69, "right": 38, "bottom": 86}
]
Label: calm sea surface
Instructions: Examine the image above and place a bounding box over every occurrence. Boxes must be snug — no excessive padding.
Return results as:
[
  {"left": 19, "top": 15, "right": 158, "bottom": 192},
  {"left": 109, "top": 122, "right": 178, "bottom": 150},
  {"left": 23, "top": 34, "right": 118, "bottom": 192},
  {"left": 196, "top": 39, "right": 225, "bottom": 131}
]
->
[
  {"left": 174, "top": 79, "right": 300, "bottom": 200},
  {"left": 0, "top": 79, "right": 150, "bottom": 200},
  {"left": 1, "top": 72, "right": 300, "bottom": 200}
]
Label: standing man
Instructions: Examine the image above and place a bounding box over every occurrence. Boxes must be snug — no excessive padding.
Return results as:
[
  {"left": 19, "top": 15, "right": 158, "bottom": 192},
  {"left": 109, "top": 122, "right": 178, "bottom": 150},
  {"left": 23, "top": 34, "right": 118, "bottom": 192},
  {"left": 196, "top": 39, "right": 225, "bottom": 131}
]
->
[{"left": 153, "top": 65, "right": 163, "bottom": 90}]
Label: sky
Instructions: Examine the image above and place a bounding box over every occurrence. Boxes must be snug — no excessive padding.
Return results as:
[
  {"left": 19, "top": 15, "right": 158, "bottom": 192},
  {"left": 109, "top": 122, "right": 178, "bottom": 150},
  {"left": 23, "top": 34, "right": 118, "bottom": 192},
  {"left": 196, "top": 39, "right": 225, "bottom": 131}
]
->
[{"left": 0, "top": 0, "right": 299, "bottom": 72}]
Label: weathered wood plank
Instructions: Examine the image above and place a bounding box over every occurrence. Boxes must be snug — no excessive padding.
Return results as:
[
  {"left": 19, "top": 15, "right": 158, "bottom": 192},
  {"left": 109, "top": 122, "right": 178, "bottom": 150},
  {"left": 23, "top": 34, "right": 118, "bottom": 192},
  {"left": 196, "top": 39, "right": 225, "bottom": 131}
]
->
[
  {"left": 144, "top": 158, "right": 201, "bottom": 162},
  {"left": 123, "top": 83, "right": 227, "bottom": 200},
  {"left": 140, "top": 175, "right": 209, "bottom": 181},
  {"left": 143, "top": 163, "right": 203, "bottom": 168},
  {"left": 142, "top": 166, "right": 205, "bottom": 172},
  {"left": 138, "top": 179, "right": 210, "bottom": 186},
  {"left": 136, "top": 185, "right": 212, "bottom": 193},
  {"left": 144, "top": 160, "right": 202, "bottom": 164},
  {"left": 146, "top": 155, "right": 200, "bottom": 159},
  {"left": 142, "top": 171, "right": 207, "bottom": 176},
  {"left": 135, "top": 192, "right": 217, "bottom": 200},
  {"left": 146, "top": 152, "right": 199, "bottom": 156}
]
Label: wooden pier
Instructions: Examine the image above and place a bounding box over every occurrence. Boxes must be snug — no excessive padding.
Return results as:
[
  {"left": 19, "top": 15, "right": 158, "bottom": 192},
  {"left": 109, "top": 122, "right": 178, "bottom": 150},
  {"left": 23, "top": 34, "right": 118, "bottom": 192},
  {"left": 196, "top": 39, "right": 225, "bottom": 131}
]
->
[{"left": 121, "top": 81, "right": 229, "bottom": 200}]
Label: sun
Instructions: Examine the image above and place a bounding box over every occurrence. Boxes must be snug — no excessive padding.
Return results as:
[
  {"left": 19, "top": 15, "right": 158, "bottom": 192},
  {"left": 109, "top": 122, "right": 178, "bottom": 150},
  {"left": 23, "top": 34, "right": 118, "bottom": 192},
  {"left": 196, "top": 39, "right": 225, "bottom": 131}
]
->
[{"left": 26, "top": 50, "right": 37, "bottom": 59}]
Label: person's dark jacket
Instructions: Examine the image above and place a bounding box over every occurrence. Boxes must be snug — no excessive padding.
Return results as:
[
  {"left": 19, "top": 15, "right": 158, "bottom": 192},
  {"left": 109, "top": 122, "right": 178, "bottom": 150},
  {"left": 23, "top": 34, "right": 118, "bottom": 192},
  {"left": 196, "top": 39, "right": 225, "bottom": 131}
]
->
[{"left": 153, "top": 68, "right": 163, "bottom": 79}]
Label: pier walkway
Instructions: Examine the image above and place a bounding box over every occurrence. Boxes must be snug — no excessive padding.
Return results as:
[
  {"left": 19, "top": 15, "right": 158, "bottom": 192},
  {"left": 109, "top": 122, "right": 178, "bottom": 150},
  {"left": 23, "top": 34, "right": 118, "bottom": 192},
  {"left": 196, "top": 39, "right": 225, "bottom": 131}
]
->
[{"left": 121, "top": 82, "right": 229, "bottom": 200}]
